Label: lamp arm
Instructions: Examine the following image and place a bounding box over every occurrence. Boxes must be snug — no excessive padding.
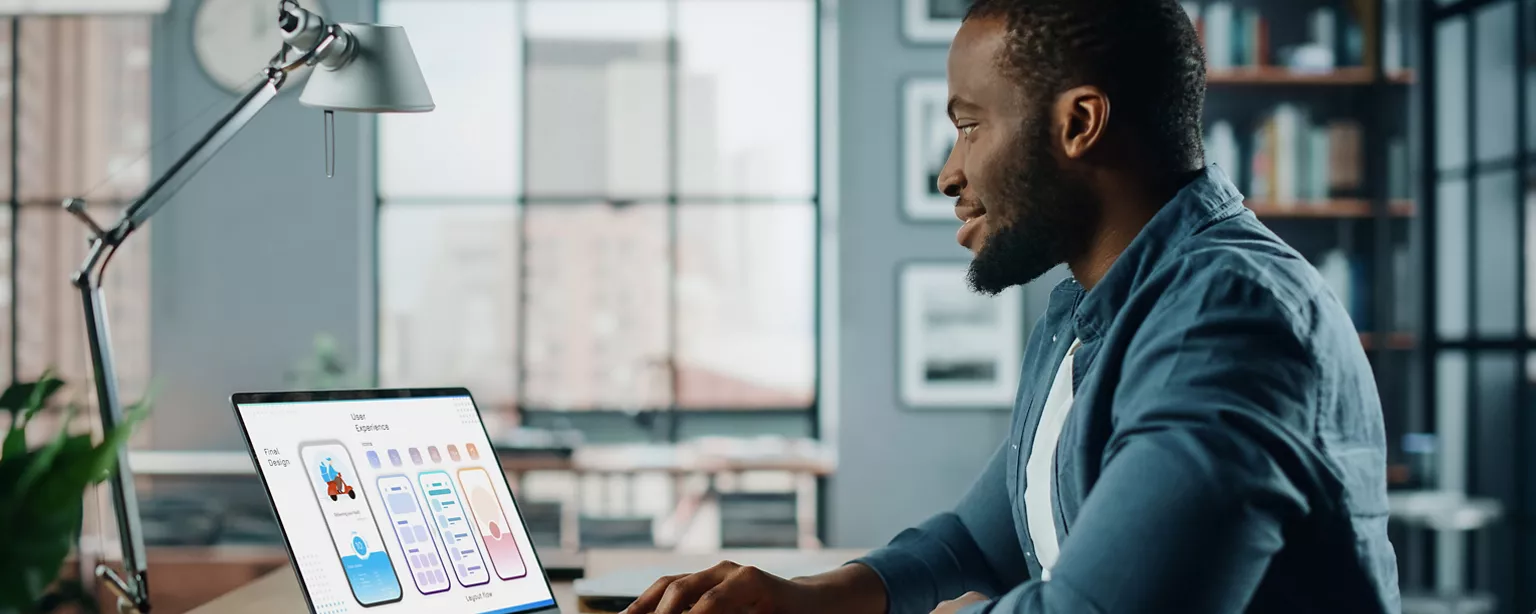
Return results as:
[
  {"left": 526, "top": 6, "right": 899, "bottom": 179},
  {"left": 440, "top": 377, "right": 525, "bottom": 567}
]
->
[
  {"left": 65, "top": 66, "right": 289, "bottom": 614},
  {"left": 97, "top": 20, "right": 346, "bottom": 249},
  {"left": 96, "top": 68, "right": 289, "bottom": 249}
]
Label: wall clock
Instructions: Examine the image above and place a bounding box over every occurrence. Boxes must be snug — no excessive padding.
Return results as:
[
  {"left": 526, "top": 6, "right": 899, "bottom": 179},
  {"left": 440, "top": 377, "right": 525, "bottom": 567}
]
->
[{"left": 193, "top": 0, "right": 326, "bottom": 93}]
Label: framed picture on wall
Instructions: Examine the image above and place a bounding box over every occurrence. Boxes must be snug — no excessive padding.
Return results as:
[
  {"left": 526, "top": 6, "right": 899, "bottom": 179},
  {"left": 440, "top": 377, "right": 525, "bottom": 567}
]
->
[
  {"left": 904, "top": 0, "right": 967, "bottom": 43},
  {"left": 899, "top": 262, "right": 1023, "bottom": 409},
  {"left": 903, "top": 78, "right": 957, "bottom": 221}
]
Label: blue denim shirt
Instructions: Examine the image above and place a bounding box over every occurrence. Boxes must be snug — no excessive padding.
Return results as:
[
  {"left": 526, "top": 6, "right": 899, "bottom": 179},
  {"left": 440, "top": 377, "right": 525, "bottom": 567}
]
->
[{"left": 856, "top": 166, "right": 1400, "bottom": 614}]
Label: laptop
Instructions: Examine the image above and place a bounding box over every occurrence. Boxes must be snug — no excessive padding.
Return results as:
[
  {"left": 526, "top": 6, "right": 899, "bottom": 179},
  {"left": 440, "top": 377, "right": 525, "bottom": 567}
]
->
[{"left": 231, "top": 388, "right": 560, "bottom": 614}]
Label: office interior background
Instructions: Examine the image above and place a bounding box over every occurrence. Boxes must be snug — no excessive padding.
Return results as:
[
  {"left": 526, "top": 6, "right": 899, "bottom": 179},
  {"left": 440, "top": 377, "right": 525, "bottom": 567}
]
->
[{"left": 2, "top": 0, "right": 1533, "bottom": 611}]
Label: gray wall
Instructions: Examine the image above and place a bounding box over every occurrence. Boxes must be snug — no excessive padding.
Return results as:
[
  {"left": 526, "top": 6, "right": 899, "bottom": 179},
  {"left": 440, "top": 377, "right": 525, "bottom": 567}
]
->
[
  {"left": 148, "top": 0, "right": 375, "bottom": 450},
  {"left": 826, "top": 0, "right": 1061, "bottom": 548}
]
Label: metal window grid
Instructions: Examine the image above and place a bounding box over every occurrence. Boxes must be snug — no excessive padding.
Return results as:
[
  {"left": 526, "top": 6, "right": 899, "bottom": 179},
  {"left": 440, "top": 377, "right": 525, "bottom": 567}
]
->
[{"left": 370, "top": 0, "right": 825, "bottom": 439}]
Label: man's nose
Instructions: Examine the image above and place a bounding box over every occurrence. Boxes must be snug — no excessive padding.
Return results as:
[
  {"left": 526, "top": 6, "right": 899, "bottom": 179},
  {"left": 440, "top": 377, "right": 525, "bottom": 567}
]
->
[{"left": 937, "top": 159, "right": 965, "bottom": 198}]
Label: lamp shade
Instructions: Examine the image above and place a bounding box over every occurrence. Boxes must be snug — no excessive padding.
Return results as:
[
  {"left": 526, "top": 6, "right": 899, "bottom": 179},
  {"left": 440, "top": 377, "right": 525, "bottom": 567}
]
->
[{"left": 299, "top": 23, "right": 434, "bottom": 113}]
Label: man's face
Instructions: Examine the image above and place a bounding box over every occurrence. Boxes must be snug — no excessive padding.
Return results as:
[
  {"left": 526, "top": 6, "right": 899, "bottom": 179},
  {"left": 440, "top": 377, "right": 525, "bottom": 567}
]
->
[{"left": 943, "top": 17, "right": 1100, "bottom": 295}]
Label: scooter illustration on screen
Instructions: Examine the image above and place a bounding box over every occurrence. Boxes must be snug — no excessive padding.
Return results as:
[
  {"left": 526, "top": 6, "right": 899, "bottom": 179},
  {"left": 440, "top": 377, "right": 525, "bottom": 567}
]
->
[{"left": 318, "top": 457, "right": 357, "bottom": 501}]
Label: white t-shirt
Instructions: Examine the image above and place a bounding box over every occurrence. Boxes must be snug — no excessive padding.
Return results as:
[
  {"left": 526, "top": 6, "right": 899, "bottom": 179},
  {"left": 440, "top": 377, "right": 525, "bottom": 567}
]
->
[{"left": 1024, "top": 338, "right": 1081, "bottom": 581}]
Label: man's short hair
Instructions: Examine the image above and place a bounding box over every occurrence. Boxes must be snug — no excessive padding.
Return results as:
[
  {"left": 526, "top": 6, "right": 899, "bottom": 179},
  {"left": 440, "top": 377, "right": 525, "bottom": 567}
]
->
[{"left": 965, "top": 0, "right": 1207, "bottom": 172}]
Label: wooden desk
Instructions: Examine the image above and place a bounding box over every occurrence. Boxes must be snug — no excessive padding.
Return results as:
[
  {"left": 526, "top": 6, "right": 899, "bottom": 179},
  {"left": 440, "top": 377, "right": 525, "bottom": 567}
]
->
[{"left": 189, "top": 549, "right": 863, "bottom": 614}]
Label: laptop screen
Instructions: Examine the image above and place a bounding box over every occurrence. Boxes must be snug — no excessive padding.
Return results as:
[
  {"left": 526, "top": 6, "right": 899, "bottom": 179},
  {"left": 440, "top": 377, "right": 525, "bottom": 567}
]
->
[{"left": 233, "top": 390, "right": 558, "bottom": 614}]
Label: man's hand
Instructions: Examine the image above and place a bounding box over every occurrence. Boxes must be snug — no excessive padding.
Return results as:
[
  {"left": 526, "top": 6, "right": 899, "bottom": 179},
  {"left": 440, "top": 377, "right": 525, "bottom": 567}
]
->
[
  {"left": 621, "top": 561, "right": 813, "bottom": 614},
  {"left": 929, "top": 591, "right": 989, "bottom": 614},
  {"left": 621, "top": 560, "right": 887, "bottom": 614}
]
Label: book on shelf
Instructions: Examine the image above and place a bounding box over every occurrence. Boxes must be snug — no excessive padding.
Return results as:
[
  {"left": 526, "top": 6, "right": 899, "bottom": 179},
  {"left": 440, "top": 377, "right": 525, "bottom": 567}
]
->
[
  {"left": 1315, "top": 248, "right": 1373, "bottom": 330},
  {"left": 1328, "top": 121, "right": 1364, "bottom": 192},
  {"left": 1193, "top": 1, "right": 1402, "bottom": 76},
  {"left": 1308, "top": 127, "right": 1329, "bottom": 205},
  {"left": 1206, "top": 120, "right": 1240, "bottom": 183},
  {"left": 1242, "top": 7, "right": 1269, "bottom": 67},
  {"left": 1274, "top": 104, "right": 1301, "bottom": 202},
  {"left": 1205, "top": 2, "right": 1234, "bottom": 70},
  {"left": 1346, "top": 0, "right": 1408, "bottom": 72},
  {"left": 1251, "top": 115, "right": 1271, "bottom": 200},
  {"left": 1318, "top": 249, "right": 1353, "bottom": 319},
  {"left": 1393, "top": 244, "right": 1415, "bottom": 331},
  {"left": 1202, "top": 2, "right": 1268, "bottom": 69},
  {"left": 1248, "top": 106, "right": 1364, "bottom": 206},
  {"left": 1387, "top": 137, "right": 1410, "bottom": 200},
  {"left": 1382, "top": 0, "right": 1404, "bottom": 72}
]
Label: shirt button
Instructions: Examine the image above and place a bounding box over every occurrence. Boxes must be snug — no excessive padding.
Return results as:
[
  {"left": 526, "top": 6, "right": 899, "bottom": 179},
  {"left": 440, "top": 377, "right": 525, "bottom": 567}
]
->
[{"left": 1052, "top": 335, "right": 1057, "bottom": 342}]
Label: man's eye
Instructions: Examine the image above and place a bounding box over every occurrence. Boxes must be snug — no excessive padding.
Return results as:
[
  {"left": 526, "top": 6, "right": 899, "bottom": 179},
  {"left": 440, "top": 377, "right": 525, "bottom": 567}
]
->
[{"left": 959, "top": 124, "right": 977, "bottom": 137}]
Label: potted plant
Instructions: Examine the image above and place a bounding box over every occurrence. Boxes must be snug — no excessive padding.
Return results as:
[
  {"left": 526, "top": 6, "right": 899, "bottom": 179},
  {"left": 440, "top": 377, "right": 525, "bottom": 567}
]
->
[{"left": 0, "top": 372, "right": 148, "bottom": 613}]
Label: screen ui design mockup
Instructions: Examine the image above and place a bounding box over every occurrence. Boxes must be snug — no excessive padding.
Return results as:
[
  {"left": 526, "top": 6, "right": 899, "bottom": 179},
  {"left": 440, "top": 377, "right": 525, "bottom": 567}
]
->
[{"left": 234, "top": 392, "right": 557, "bottom": 614}]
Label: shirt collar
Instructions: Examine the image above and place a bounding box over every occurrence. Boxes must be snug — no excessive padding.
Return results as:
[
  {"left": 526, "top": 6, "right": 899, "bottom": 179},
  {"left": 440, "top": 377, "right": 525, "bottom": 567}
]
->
[{"left": 1065, "top": 164, "right": 1246, "bottom": 341}]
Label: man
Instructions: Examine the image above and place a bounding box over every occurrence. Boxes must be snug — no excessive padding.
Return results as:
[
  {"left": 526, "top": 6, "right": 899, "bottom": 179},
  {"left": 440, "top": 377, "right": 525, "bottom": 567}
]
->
[{"left": 623, "top": 0, "right": 1400, "bottom": 612}]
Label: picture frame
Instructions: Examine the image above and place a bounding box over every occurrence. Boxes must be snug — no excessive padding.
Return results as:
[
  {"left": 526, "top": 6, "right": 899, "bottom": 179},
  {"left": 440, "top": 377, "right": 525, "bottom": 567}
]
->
[
  {"left": 898, "top": 261, "right": 1024, "bottom": 409},
  {"left": 903, "top": 0, "right": 967, "bottom": 44},
  {"left": 902, "top": 77, "right": 957, "bottom": 222}
]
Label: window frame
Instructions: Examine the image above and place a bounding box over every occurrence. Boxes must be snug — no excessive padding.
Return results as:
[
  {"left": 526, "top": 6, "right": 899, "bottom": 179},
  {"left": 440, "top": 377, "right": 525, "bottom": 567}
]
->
[
  {"left": 372, "top": 0, "right": 825, "bottom": 437},
  {"left": 1422, "top": 0, "right": 1535, "bottom": 609}
]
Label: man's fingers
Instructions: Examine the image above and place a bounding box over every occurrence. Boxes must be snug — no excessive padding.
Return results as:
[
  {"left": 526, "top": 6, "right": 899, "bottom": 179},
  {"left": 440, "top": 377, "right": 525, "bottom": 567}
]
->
[
  {"left": 687, "top": 565, "right": 770, "bottom": 614},
  {"left": 652, "top": 561, "right": 742, "bottom": 614},
  {"left": 623, "top": 574, "right": 686, "bottom": 614}
]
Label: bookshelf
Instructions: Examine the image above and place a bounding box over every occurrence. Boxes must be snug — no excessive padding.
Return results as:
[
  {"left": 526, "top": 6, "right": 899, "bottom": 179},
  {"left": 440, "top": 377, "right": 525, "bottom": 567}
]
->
[
  {"left": 1187, "top": 0, "right": 1413, "bottom": 332},
  {"left": 1208, "top": 66, "right": 1415, "bottom": 85},
  {"left": 1187, "top": 0, "right": 1417, "bottom": 527},
  {"left": 1359, "top": 332, "right": 1416, "bottom": 351},
  {"left": 1247, "top": 198, "right": 1416, "bottom": 218}
]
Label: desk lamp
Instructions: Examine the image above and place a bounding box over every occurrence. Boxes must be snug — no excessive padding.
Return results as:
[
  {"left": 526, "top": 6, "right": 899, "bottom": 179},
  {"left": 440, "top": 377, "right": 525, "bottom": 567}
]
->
[{"left": 62, "top": 2, "right": 432, "bottom": 611}]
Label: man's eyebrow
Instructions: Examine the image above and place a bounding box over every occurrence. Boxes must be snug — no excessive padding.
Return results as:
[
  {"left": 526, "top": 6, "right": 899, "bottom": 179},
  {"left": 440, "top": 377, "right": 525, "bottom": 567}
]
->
[{"left": 947, "top": 96, "right": 978, "bottom": 122}]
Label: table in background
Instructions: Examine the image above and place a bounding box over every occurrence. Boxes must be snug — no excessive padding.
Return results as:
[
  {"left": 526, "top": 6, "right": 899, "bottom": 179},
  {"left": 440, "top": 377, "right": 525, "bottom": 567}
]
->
[
  {"left": 131, "top": 438, "right": 835, "bottom": 552},
  {"left": 544, "top": 440, "right": 836, "bottom": 551}
]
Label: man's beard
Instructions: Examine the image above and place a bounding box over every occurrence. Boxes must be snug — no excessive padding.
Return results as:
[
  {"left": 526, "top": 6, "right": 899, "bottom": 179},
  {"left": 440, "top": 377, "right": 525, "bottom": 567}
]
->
[{"left": 966, "top": 116, "right": 1100, "bottom": 296}]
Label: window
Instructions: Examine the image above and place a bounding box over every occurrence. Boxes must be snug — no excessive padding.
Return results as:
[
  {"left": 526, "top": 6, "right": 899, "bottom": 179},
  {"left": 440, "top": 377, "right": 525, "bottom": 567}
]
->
[
  {"left": 377, "top": 0, "right": 819, "bottom": 419},
  {"left": 1426, "top": 0, "right": 1536, "bottom": 610},
  {"left": 0, "top": 15, "right": 153, "bottom": 408}
]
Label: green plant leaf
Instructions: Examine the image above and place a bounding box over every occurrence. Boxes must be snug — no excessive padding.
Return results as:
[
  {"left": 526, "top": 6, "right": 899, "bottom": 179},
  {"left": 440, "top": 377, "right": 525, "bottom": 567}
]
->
[
  {"left": 2, "top": 374, "right": 66, "bottom": 463},
  {"left": 0, "top": 496, "right": 81, "bottom": 612},
  {"left": 4, "top": 435, "right": 94, "bottom": 526},
  {"left": 2, "top": 422, "right": 24, "bottom": 462},
  {"left": 0, "top": 371, "right": 63, "bottom": 418},
  {"left": 11, "top": 409, "right": 82, "bottom": 509},
  {"left": 22, "top": 372, "right": 63, "bottom": 423},
  {"left": 0, "top": 377, "right": 151, "bottom": 612},
  {"left": 0, "top": 449, "right": 36, "bottom": 526}
]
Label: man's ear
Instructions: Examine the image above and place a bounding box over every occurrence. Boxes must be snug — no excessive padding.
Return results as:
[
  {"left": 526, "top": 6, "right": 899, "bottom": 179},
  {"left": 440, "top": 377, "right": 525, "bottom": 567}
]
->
[{"left": 1053, "top": 85, "right": 1110, "bottom": 160}]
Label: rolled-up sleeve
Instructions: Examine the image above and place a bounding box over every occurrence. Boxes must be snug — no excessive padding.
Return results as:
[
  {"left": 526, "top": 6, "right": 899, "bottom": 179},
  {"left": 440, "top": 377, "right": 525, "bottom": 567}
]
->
[
  {"left": 853, "top": 442, "right": 1030, "bottom": 614},
  {"left": 958, "top": 272, "right": 1327, "bottom": 613}
]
